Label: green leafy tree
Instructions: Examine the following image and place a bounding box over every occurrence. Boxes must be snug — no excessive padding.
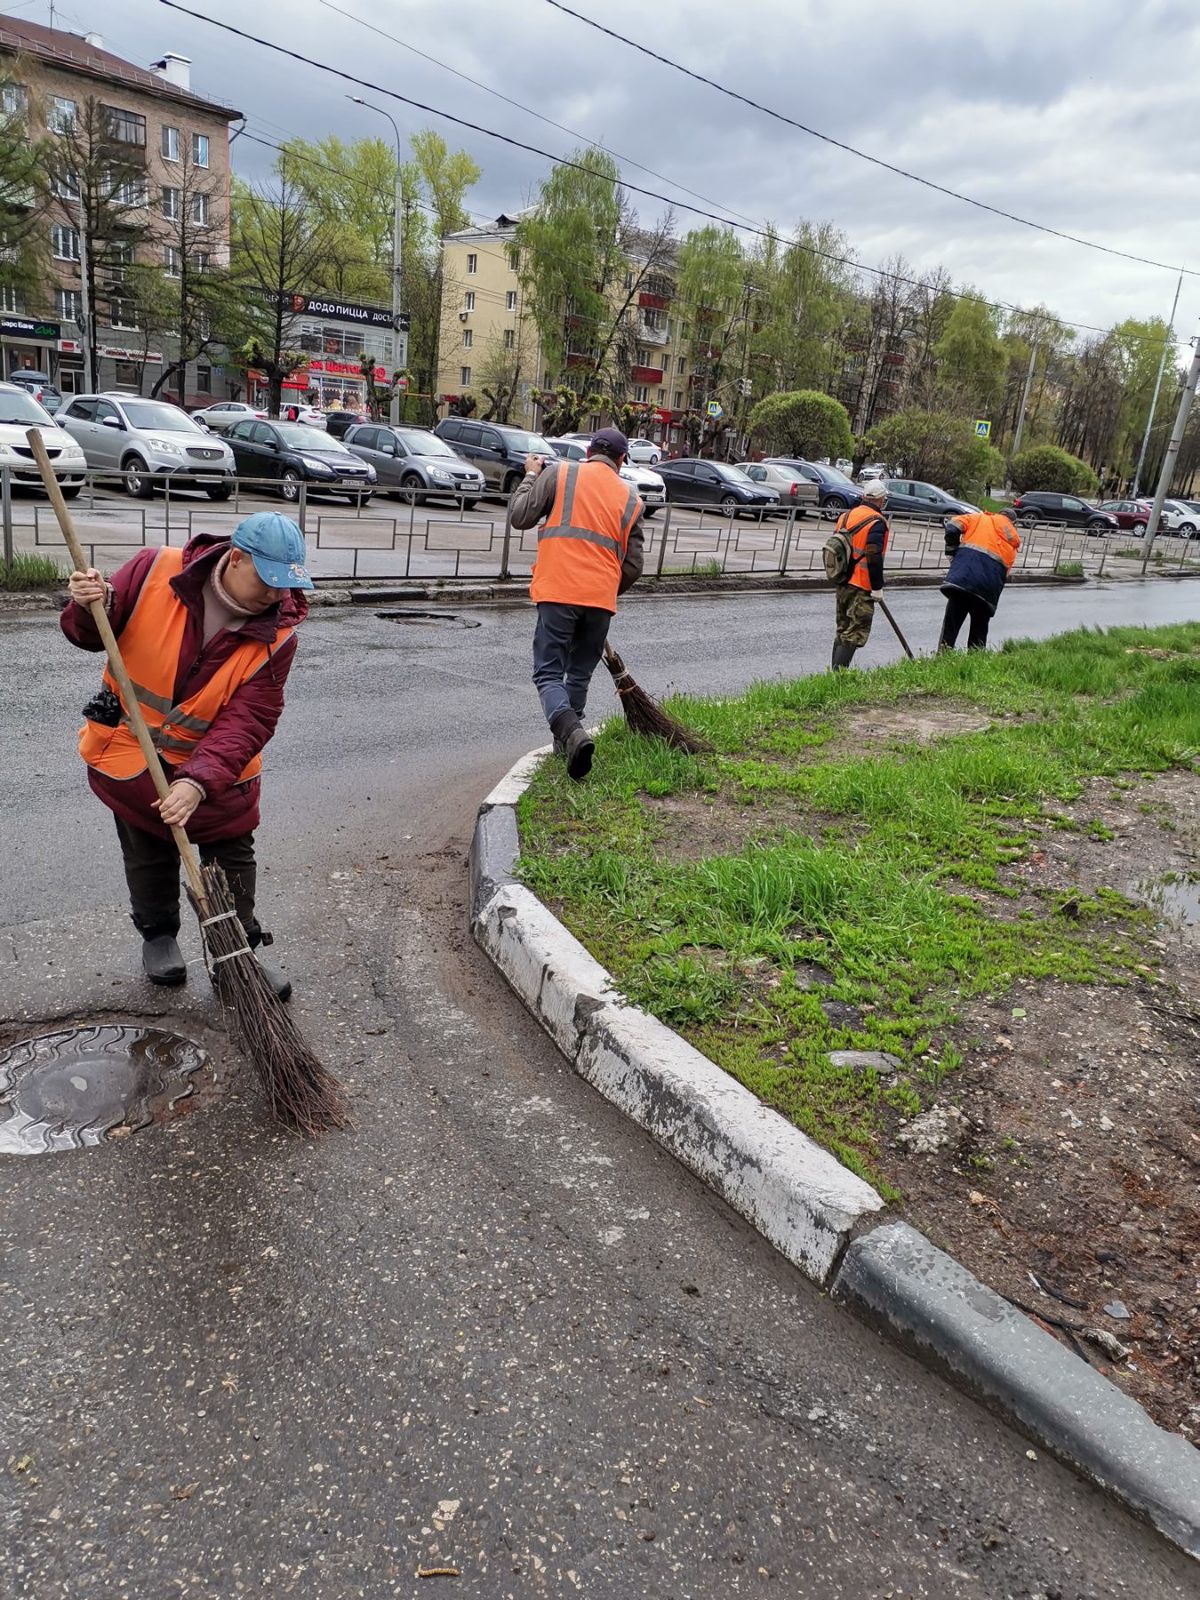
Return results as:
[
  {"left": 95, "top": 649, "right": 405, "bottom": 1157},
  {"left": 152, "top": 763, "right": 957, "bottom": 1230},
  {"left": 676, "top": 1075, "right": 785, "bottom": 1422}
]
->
[
  {"left": 1010, "top": 443, "right": 1098, "bottom": 495},
  {"left": 747, "top": 389, "right": 853, "bottom": 461},
  {"left": 0, "top": 65, "right": 52, "bottom": 315},
  {"left": 866, "top": 409, "right": 998, "bottom": 495},
  {"left": 933, "top": 292, "right": 1005, "bottom": 416}
]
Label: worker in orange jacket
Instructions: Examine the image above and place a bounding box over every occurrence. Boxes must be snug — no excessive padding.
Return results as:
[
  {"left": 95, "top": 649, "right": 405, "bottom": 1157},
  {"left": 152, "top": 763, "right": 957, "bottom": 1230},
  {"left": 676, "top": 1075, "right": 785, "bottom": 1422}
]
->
[
  {"left": 831, "top": 478, "right": 890, "bottom": 669},
  {"left": 509, "top": 427, "right": 645, "bottom": 779},
  {"left": 939, "top": 510, "right": 1021, "bottom": 650}
]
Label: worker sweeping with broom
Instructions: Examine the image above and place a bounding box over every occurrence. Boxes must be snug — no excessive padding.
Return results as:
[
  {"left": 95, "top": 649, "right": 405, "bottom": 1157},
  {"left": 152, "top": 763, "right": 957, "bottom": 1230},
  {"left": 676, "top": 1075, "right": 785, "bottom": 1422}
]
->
[
  {"left": 61, "top": 513, "right": 312, "bottom": 996},
  {"left": 509, "top": 426, "right": 645, "bottom": 780}
]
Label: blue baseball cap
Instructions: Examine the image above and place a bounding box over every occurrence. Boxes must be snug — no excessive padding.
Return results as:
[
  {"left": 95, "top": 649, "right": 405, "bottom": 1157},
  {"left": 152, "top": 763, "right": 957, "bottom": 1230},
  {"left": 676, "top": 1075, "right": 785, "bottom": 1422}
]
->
[{"left": 231, "top": 512, "right": 314, "bottom": 590}]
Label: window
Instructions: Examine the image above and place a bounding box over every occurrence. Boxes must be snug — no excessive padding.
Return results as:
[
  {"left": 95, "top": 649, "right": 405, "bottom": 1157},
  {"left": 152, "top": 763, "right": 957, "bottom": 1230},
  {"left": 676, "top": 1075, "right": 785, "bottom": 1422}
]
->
[
  {"left": 107, "top": 240, "right": 133, "bottom": 281},
  {"left": 634, "top": 386, "right": 649, "bottom": 403},
  {"left": 109, "top": 294, "right": 137, "bottom": 330},
  {"left": 463, "top": 291, "right": 475, "bottom": 311},
  {"left": 114, "top": 174, "right": 148, "bottom": 207},
  {"left": 162, "top": 186, "right": 181, "bottom": 220},
  {"left": 657, "top": 389, "right": 665, "bottom": 404},
  {"left": 503, "top": 328, "right": 515, "bottom": 351},
  {"left": 197, "top": 364, "right": 212, "bottom": 393},
  {"left": 163, "top": 244, "right": 181, "bottom": 277},
  {"left": 0, "top": 285, "right": 22, "bottom": 313},
  {"left": 1, "top": 83, "right": 27, "bottom": 117},
  {"left": 55, "top": 287, "right": 82, "bottom": 321},
  {"left": 161, "top": 124, "right": 180, "bottom": 161},
  {"left": 673, "top": 389, "right": 683, "bottom": 409},
  {"left": 466, "top": 253, "right": 477, "bottom": 274},
  {"left": 52, "top": 224, "right": 80, "bottom": 261},
  {"left": 192, "top": 251, "right": 209, "bottom": 272},
  {"left": 462, "top": 328, "right": 473, "bottom": 349},
  {"left": 114, "top": 361, "right": 139, "bottom": 388},
  {"left": 508, "top": 246, "right": 519, "bottom": 272},
  {"left": 676, "top": 356, "right": 686, "bottom": 374},
  {"left": 105, "top": 106, "right": 146, "bottom": 145},
  {"left": 49, "top": 96, "right": 75, "bottom": 134},
  {"left": 460, "top": 365, "right": 471, "bottom": 386},
  {"left": 192, "top": 132, "right": 209, "bottom": 167},
  {"left": 53, "top": 169, "right": 80, "bottom": 200},
  {"left": 505, "top": 290, "right": 517, "bottom": 311},
  {"left": 192, "top": 192, "right": 209, "bottom": 225}
]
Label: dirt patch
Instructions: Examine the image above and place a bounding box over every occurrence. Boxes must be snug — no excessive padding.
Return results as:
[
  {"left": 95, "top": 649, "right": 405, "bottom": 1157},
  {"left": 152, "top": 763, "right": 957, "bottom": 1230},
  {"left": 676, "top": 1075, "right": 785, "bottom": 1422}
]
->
[
  {"left": 850, "top": 699, "right": 995, "bottom": 748},
  {"left": 876, "top": 771, "right": 1199, "bottom": 1440}
]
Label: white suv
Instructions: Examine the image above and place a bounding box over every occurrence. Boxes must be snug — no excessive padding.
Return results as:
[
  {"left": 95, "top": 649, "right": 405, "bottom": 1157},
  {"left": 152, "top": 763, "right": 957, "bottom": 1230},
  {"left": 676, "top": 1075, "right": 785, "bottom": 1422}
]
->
[
  {"left": 59, "top": 393, "right": 235, "bottom": 499},
  {"left": 0, "top": 381, "right": 87, "bottom": 496}
]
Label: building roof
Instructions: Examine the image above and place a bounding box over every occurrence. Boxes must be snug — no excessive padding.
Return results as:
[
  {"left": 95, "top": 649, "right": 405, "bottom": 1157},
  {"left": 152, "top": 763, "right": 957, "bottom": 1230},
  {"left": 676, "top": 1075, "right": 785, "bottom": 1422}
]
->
[{"left": 0, "top": 14, "right": 241, "bottom": 121}]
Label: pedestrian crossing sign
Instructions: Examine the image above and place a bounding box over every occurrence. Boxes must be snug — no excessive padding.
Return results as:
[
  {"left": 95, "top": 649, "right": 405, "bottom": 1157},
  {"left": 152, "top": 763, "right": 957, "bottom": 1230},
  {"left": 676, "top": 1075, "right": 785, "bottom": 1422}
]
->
[
  {"left": 974, "top": 419, "right": 991, "bottom": 438},
  {"left": 706, "top": 400, "right": 724, "bottom": 419}
]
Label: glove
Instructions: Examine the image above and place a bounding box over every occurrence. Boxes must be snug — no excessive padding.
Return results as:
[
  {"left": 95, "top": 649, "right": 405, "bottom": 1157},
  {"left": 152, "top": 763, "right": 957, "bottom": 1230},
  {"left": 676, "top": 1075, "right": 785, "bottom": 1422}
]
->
[{"left": 870, "top": 590, "right": 883, "bottom": 601}]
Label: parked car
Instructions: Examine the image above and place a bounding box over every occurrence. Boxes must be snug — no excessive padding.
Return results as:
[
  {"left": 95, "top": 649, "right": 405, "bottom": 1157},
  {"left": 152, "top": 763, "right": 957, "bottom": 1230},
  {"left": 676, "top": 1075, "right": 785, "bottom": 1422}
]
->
[
  {"left": 626, "top": 436, "right": 662, "bottom": 466},
  {"left": 1155, "top": 499, "right": 1196, "bottom": 534},
  {"left": 1013, "top": 492, "right": 1118, "bottom": 533},
  {"left": 1164, "top": 499, "right": 1200, "bottom": 537},
  {"left": 0, "top": 381, "right": 86, "bottom": 496},
  {"left": 883, "top": 479, "right": 979, "bottom": 520},
  {"left": 857, "top": 462, "right": 889, "bottom": 484},
  {"left": 279, "top": 402, "right": 326, "bottom": 428},
  {"left": 765, "top": 458, "right": 864, "bottom": 513},
  {"left": 11, "top": 368, "right": 63, "bottom": 414},
  {"left": 191, "top": 400, "right": 268, "bottom": 433},
  {"left": 324, "top": 409, "right": 368, "bottom": 440},
  {"left": 733, "top": 461, "right": 818, "bottom": 514},
  {"left": 343, "top": 424, "right": 484, "bottom": 507},
  {"left": 59, "top": 393, "right": 235, "bottom": 499},
  {"left": 225, "top": 418, "right": 375, "bottom": 503},
  {"left": 1097, "top": 499, "right": 1150, "bottom": 532},
  {"left": 434, "top": 418, "right": 559, "bottom": 495},
  {"left": 656, "top": 458, "right": 780, "bottom": 517},
  {"left": 546, "top": 438, "right": 667, "bottom": 516}
]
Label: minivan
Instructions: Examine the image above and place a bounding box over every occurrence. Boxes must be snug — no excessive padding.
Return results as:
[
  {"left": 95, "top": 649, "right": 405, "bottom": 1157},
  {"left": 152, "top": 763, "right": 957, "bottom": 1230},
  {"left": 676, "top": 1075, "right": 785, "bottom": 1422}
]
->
[{"left": 434, "top": 417, "right": 558, "bottom": 496}]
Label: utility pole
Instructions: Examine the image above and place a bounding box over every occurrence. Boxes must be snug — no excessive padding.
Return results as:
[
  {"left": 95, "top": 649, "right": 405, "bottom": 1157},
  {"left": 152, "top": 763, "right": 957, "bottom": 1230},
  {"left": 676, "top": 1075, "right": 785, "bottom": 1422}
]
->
[
  {"left": 1131, "top": 270, "right": 1183, "bottom": 501},
  {"left": 348, "top": 96, "right": 404, "bottom": 424},
  {"left": 1139, "top": 329, "right": 1200, "bottom": 570},
  {"left": 1007, "top": 341, "right": 1038, "bottom": 480}
]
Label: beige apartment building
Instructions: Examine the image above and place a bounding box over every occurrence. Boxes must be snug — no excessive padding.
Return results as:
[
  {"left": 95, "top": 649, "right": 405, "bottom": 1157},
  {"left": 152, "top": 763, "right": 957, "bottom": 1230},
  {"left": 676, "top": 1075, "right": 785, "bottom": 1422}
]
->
[
  {"left": 438, "top": 214, "right": 696, "bottom": 442},
  {"left": 0, "top": 14, "right": 238, "bottom": 406}
]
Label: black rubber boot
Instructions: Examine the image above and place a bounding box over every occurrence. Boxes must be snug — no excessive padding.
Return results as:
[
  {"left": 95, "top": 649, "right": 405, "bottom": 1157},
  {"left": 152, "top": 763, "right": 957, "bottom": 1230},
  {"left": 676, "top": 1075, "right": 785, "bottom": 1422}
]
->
[
  {"left": 562, "top": 723, "right": 595, "bottom": 781},
  {"left": 142, "top": 933, "right": 186, "bottom": 986},
  {"left": 831, "top": 641, "right": 857, "bottom": 671},
  {"left": 254, "top": 953, "right": 292, "bottom": 1003}
]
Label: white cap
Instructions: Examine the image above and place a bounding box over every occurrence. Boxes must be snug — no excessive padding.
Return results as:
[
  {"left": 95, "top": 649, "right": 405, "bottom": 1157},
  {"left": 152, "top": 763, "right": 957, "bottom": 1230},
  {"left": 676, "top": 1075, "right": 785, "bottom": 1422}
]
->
[{"left": 860, "top": 478, "right": 888, "bottom": 501}]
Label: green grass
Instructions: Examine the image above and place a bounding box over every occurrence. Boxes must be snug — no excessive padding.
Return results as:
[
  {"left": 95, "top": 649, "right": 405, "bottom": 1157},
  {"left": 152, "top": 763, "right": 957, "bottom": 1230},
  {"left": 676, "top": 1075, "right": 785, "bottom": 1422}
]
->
[
  {"left": 1055, "top": 559, "right": 1084, "bottom": 577},
  {"left": 517, "top": 625, "right": 1200, "bottom": 1189},
  {"left": 0, "top": 552, "right": 67, "bottom": 590}
]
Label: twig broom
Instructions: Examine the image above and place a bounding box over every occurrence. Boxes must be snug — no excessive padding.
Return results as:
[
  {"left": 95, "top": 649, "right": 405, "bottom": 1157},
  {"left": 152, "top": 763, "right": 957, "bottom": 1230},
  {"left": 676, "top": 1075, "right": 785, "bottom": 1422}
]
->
[
  {"left": 601, "top": 641, "right": 710, "bottom": 754},
  {"left": 30, "top": 428, "right": 349, "bottom": 1134}
]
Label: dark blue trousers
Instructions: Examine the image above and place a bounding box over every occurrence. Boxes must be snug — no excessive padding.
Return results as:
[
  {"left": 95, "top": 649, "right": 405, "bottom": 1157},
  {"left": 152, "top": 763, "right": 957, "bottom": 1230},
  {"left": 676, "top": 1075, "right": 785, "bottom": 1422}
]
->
[{"left": 532, "top": 602, "right": 612, "bottom": 726}]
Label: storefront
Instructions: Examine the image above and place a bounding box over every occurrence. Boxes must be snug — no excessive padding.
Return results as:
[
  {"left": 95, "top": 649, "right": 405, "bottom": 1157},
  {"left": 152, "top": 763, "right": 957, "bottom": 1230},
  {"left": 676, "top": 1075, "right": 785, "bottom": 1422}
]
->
[
  {"left": 250, "top": 293, "right": 408, "bottom": 414},
  {"left": 1, "top": 314, "right": 63, "bottom": 388},
  {"left": 248, "top": 355, "right": 389, "bottom": 413}
]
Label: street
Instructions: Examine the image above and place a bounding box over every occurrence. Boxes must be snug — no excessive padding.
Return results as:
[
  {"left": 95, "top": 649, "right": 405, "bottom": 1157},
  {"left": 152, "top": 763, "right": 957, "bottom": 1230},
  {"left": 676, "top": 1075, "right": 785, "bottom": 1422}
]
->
[{"left": 1, "top": 580, "right": 1198, "bottom": 1598}]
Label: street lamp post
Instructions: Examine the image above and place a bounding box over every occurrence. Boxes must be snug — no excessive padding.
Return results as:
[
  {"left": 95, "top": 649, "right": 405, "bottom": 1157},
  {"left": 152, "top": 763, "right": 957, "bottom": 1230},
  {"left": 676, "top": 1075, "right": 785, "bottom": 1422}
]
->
[{"left": 348, "top": 95, "right": 404, "bottom": 424}]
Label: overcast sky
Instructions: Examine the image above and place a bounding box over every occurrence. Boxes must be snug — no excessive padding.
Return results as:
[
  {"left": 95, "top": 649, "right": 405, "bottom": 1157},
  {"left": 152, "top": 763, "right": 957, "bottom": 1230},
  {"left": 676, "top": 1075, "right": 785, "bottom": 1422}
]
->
[{"left": 40, "top": 0, "right": 1200, "bottom": 349}]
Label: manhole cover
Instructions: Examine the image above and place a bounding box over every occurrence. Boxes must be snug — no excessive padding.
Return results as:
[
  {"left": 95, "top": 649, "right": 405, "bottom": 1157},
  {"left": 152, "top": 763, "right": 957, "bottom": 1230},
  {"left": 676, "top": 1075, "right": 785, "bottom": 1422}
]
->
[
  {"left": 0, "top": 1025, "right": 211, "bottom": 1155},
  {"left": 376, "top": 609, "right": 481, "bottom": 628}
]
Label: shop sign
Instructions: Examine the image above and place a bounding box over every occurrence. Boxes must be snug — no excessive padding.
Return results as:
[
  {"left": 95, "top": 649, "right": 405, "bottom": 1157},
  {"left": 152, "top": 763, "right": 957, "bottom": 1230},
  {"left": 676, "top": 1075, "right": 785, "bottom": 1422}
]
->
[
  {"left": 1, "top": 315, "right": 60, "bottom": 341},
  {"left": 276, "top": 293, "right": 408, "bottom": 331}
]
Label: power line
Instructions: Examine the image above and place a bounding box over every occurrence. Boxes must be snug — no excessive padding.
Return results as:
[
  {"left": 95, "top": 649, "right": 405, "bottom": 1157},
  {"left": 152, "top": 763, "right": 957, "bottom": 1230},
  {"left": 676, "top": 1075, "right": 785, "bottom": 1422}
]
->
[
  {"left": 543, "top": 0, "right": 1197, "bottom": 282},
  {"left": 165, "top": 0, "right": 1178, "bottom": 346}
]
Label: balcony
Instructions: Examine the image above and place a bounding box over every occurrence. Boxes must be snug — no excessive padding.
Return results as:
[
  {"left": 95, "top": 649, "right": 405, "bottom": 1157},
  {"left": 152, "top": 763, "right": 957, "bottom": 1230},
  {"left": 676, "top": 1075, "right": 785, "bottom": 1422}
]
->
[
  {"left": 631, "top": 364, "right": 664, "bottom": 385},
  {"left": 635, "top": 320, "right": 668, "bottom": 348},
  {"left": 638, "top": 290, "right": 671, "bottom": 311}
]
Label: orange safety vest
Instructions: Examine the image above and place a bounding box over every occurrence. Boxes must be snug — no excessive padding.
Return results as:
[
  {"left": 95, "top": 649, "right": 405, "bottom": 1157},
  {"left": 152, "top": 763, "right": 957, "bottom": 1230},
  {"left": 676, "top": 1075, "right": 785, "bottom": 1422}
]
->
[
  {"left": 78, "top": 547, "right": 294, "bottom": 782},
  {"left": 954, "top": 511, "right": 1021, "bottom": 572},
  {"left": 836, "top": 503, "right": 890, "bottom": 592},
  {"left": 529, "top": 460, "right": 642, "bottom": 613}
]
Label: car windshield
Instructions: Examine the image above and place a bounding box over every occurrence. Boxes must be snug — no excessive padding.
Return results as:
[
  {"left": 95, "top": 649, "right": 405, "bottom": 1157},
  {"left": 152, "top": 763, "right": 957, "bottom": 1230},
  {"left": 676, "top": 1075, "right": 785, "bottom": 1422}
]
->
[
  {"left": 277, "top": 424, "right": 340, "bottom": 450},
  {"left": 398, "top": 430, "right": 455, "bottom": 457},
  {"left": 818, "top": 465, "right": 857, "bottom": 488},
  {"left": 715, "top": 463, "right": 754, "bottom": 484},
  {"left": 121, "top": 401, "right": 201, "bottom": 434},
  {"left": 503, "top": 429, "right": 555, "bottom": 455},
  {"left": 0, "top": 388, "right": 54, "bottom": 425}
]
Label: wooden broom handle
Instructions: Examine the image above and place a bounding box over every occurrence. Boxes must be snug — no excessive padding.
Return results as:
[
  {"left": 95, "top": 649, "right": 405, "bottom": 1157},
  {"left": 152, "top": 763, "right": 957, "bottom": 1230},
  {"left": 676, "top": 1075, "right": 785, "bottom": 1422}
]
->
[{"left": 28, "top": 427, "right": 207, "bottom": 901}]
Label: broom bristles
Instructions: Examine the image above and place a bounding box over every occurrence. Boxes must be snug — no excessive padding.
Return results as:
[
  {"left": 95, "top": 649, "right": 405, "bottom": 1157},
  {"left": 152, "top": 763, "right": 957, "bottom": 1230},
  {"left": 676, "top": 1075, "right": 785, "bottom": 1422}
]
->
[
  {"left": 602, "top": 645, "right": 710, "bottom": 755},
  {"left": 192, "top": 864, "right": 350, "bottom": 1135}
]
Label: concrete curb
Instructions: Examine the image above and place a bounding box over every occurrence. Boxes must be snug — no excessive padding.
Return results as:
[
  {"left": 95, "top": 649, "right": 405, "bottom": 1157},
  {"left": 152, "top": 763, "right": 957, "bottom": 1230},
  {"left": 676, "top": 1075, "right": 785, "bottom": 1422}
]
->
[{"left": 470, "top": 743, "right": 1200, "bottom": 1560}]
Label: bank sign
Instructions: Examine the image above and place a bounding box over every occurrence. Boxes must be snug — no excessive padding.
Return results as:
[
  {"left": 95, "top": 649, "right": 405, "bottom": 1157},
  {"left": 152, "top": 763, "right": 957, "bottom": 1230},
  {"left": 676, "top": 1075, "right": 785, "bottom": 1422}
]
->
[
  {"left": 281, "top": 293, "right": 409, "bottom": 332},
  {"left": 0, "top": 315, "right": 61, "bottom": 341}
]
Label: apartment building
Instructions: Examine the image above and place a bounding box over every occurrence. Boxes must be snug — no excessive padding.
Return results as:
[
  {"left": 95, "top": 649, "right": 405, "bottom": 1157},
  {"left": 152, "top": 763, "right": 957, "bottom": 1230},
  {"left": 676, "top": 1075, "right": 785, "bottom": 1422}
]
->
[
  {"left": 0, "top": 15, "right": 238, "bottom": 404},
  {"left": 438, "top": 214, "right": 697, "bottom": 442}
]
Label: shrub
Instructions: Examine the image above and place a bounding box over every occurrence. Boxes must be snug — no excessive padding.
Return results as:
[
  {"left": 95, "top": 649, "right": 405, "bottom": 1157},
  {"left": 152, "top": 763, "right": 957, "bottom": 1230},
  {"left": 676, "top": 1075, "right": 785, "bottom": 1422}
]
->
[{"left": 1010, "top": 445, "right": 1098, "bottom": 496}]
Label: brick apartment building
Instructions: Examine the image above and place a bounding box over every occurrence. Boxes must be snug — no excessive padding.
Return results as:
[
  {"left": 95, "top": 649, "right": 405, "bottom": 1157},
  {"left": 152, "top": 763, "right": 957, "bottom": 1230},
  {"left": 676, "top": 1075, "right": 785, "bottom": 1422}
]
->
[{"left": 0, "top": 14, "right": 238, "bottom": 406}]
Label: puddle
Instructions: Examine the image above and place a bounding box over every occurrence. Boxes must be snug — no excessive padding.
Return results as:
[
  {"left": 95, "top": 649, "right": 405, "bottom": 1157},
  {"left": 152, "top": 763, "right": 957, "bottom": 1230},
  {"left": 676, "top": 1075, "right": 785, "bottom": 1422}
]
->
[
  {"left": 376, "top": 609, "right": 481, "bottom": 628},
  {"left": 0, "top": 1025, "right": 211, "bottom": 1155},
  {"left": 1130, "top": 874, "right": 1200, "bottom": 940}
]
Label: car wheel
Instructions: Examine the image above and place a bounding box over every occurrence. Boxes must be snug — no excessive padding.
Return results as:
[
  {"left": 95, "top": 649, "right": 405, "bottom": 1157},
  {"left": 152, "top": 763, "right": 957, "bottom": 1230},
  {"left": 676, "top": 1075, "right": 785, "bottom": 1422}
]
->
[
  {"left": 1179, "top": 521, "right": 1195, "bottom": 535},
  {"left": 348, "top": 491, "right": 372, "bottom": 505},
  {"left": 641, "top": 506, "right": 657, "bottom": 519},
  {"left": 824, "top": 494, "right": 848, "bottom": 512},
  {"left": 719, "top": 492, "right": 738, "bottom": 516},
  {"left": 400, "top": 470, "right": 427, "bottom": 504},
  {"left": 60, "top": 485, "right": 81, "bottom": 501},
  {"left": 1019, "top": 511, "right": 1039, "bottom": 529},
  {"left": 462, "top": 498, "right": 478, "bottom": 512},
  {"left": 205, "top": 483, "right": 232, "bottom": 501},
  {"left": 280, "top": 469, "right": 302, "bottom": 503},
  {"left": 502, "top": 471, "right": 522, "bottom": 496},
  {"left": 122, "top": 457, "right": 154, "bottom": 499}
]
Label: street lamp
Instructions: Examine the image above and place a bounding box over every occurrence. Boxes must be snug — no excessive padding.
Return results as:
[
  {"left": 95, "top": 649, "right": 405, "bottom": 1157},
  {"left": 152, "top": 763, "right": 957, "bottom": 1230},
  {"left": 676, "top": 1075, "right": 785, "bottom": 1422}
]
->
[{"left": 347, "top": 94, "right": 404, "bottom": 423}]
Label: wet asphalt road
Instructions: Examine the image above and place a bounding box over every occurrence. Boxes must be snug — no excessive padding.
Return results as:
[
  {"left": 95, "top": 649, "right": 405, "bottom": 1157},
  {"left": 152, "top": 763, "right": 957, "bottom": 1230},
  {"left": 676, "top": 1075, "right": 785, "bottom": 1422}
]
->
[{"left": 1, "top": 578, "right": 1198, "bottom": 1598}]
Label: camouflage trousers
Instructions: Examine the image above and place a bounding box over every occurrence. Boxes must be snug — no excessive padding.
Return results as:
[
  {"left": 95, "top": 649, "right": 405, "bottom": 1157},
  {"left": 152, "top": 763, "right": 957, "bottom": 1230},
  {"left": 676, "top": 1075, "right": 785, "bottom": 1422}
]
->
[{"left": 834, "top": 584, "right": 876, "bottom": 647}]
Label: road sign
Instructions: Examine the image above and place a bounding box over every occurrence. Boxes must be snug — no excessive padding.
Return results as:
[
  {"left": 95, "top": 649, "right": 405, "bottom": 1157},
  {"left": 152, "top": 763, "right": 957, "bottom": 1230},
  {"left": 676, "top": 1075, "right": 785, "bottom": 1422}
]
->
[
  {"left": 973, "top": 419, "right": 992, "bottom": 438},
  {"left": 706, "top": 400, "right": 724, "bottom": 419}
]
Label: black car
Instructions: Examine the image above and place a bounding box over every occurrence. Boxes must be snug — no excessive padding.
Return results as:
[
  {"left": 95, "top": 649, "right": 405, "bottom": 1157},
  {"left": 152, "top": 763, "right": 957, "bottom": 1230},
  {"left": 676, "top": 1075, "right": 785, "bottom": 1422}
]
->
[
  {"left": 1009, "top": 491, "right": 1118, "bottom": 533},
  {"left": 882, "top": 479, "right": 979, "bottom": 521},
  {"left": 764, "top": 458, "right": 864, "bottom": 513},
  {"left": 656, "top": 458, "right": 780, "bottom": 517},
  {"left": 226, "top": 418, "right": 376, "bottom": 503},
  {"left": 324, "top": 409, "right": 368, "bottom": 440},
  {"left": 434, "top": 417, "right": 558, "bottom": 495}
]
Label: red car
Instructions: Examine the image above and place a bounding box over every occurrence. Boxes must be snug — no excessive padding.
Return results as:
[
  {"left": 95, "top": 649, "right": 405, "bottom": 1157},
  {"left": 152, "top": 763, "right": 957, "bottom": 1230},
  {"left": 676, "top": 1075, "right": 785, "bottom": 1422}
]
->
[{"left": 1098, "top": 499, "right": 1150, "bottom": 531}]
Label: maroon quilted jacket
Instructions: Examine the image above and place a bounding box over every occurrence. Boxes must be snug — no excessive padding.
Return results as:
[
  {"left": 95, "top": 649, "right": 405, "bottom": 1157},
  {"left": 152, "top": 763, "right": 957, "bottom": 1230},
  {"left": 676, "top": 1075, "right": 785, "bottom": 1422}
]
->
[{"left": 60, "top": 533, "right": 306, "bottom": 842}]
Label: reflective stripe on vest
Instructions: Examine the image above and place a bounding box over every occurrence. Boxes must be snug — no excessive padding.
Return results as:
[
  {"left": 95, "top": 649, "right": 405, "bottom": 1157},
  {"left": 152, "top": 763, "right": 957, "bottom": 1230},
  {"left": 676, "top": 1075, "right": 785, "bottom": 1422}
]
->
[
  {"left": 836, "top": 503, "right": 889, "bottom": 592},
  {"left": 78, "top": 547, "right": 294, "bottom": 782},
  {"left": 957, "top": 511, "right": 1021, "bottom": 573},
  {"left": 529, "top": 460, "right": 640, "bottom": 612}
]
